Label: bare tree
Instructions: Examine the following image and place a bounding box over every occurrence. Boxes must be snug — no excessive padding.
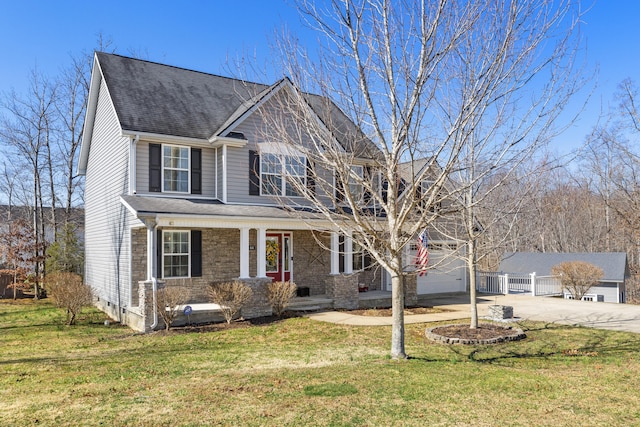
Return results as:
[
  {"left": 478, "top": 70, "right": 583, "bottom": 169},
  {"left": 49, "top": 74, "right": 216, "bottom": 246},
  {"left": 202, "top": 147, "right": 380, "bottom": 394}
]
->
[
  {"left": 551, "top": 261, "right": 603, "bottom": 301},
  {"left": 258, "top": 0, "right": 584, "bottom": 356},
  {"left": 0, "top": 70, "right": 57, "bottom": 298}
]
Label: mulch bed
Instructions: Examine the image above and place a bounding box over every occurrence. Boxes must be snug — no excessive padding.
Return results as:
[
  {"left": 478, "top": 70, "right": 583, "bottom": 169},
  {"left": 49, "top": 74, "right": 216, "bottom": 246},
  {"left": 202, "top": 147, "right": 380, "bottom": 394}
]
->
[
  {"left": 426, "top": 323, "right": 526, "bottom": 345},
  {"left": 153, "top": 312, "right": 302, "bottom": 334}
]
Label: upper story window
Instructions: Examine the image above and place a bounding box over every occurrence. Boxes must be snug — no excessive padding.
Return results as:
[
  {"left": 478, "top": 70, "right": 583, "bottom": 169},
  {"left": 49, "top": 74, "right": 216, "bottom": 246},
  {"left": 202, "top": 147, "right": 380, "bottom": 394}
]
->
[
  {"left": 348, "top": 165, "right": 364, "bottom": 202},
  {"left": 419, "top": 179, "right": 441, "bottom": 212},
  {"left": 260, "top": 153, "right": 306, "bottom": 197},
  {"left": 149, "top": 143, "right": 201, "bottom": 195},
  {"left": 163, "top": 145, "right": 189, "bottom": 193}
]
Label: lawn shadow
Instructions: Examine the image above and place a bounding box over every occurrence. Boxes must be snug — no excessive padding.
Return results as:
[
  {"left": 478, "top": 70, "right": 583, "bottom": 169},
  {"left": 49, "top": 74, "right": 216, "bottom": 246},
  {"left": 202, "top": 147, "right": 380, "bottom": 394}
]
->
[{"left": 440, "top": 321, "right": 640, "bottom": 364}]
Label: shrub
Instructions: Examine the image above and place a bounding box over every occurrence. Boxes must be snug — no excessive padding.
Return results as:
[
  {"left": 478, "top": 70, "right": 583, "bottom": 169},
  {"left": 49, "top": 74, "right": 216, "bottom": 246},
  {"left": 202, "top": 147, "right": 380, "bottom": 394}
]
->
[
  {"left": 266, "top": 281, "right": 297, "bottom": 317},
  {"left": 44, "top": 272, "right": 93, "bottom": 325},
  {"left": 208, "top": 281, "right": 253, "bottom": 323},
  {"left": 551, "top": 261, "right": 604, "bottom": 301},
  {"left": 156, "top": 286, "right": 191, "bottom": 330}
]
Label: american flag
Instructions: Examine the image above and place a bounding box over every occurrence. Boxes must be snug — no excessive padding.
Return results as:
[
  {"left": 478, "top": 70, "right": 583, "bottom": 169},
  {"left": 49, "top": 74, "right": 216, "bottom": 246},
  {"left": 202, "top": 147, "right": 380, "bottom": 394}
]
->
[{"left": 415, "top": 229, "right": 429, "bottom": 276}]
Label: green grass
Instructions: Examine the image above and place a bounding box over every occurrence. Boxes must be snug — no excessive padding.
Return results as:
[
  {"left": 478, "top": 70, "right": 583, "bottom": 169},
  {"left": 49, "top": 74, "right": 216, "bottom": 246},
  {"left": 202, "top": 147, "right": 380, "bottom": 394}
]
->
[{"left": 2, "top": 299, "right": 640, "bottom": 426}]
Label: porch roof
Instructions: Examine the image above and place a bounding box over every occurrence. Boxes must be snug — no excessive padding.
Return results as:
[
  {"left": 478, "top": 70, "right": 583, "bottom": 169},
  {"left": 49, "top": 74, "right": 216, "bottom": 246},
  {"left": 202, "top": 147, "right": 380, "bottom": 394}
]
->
[{"left": 121, "top": 195, "right": 328, "bottom": 223}]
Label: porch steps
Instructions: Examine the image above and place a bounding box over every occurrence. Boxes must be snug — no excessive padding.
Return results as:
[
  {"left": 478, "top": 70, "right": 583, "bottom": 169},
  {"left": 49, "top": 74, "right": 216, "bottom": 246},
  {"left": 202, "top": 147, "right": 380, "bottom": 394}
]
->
[{"left": 288, "top": 296, "right": 334, "bottom": 312}]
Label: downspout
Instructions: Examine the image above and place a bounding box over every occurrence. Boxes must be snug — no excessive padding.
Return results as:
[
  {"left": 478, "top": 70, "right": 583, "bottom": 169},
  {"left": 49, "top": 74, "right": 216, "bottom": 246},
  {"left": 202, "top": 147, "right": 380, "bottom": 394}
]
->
[
  {"left": 129, "top": 134, "right": 139, "bottom": 195},
  {"left": 145, "top": 217, "right": 158, "bottom": 330},
  {"left": 150, "top": 276, "right": 158, "bottom": 330}
]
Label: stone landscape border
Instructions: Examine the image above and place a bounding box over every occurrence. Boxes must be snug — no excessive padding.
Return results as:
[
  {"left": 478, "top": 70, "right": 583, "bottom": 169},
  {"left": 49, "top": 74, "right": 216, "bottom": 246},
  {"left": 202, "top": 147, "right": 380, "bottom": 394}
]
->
[{"left": 426, "top": 324, "right": 527, "bottom": 345}]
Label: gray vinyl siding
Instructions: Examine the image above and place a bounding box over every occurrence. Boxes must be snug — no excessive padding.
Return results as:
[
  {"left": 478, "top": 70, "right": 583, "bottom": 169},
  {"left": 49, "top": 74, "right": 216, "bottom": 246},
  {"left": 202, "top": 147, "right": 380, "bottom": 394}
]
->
[
  {"left": 84, "top": 78, "right": 136, "bottom": 308},
  {"left": 215, "top": 147, "right": 222, "bottom": 199},
  {"left": 225, "top": 104, "right": 333, "bottom": 206},
  {"left": 591, "top": 283, "right": 621, "bottom": 303},
  {"left": 135, "top": 140, "right": 217, "bottom": 198}
]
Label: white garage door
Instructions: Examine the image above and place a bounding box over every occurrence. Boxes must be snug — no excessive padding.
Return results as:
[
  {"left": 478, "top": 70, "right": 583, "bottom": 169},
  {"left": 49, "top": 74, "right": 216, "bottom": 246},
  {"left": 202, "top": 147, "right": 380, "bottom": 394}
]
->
[{"left": 408, "top": 241, "right": 467, "bottom": 294}]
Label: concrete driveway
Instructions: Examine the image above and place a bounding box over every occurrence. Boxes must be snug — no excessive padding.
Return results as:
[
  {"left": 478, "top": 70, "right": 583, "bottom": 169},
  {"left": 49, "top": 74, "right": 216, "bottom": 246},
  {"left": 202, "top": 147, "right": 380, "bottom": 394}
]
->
[
  {"left": 430, "top": 294, "right": 640, "bottom": 334},
  {"left": 307, "top": 294, "right": 640, "bottom": 334}
]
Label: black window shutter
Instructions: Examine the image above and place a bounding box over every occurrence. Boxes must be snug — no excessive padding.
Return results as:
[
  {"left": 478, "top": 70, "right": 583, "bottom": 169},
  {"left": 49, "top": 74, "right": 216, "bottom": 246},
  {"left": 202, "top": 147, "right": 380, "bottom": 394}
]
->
[
  {"left": 249, "top": 150, "right": 260, "bottom": 196},
  {"left": 191, "top": 230, "right": 202, "bottom": 277},
  {"left": 338, "top": 235, "right": 345, "bottom": 273},
  {"left": 363, "top": 251, "right": 372, "bottom": 269},
  {"left": 156, "top": 229, "right": 163, "bottom": 278},
  {"left": 306, "top": 159, "right": 315, "bottom": 195},
  {"left": 149, "top": 143, "right": 162, "bottom": 192},
  {"left": 335, "top": 171, "right": 344, "bottom": 203},
  {"left": 191, "top": 148, "right": 202, "bottom": 195}
]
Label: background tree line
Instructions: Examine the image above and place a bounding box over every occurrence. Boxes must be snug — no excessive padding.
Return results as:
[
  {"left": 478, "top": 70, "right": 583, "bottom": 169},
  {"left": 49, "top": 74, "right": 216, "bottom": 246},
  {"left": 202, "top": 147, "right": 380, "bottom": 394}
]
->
[
  {"left": 478, "top": 78, "right": 640, "bottom": 301},
  {"left": 0, "top": 38, "right": 114, "bottom": 297}
]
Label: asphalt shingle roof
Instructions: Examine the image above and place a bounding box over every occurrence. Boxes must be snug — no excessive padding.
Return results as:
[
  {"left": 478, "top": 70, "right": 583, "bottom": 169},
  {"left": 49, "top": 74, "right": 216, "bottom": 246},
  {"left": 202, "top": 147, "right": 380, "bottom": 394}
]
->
[
  {"left": 96, "top": 52, "right": 378, "bottom": 156},
  {"left": 499, "top": 252, "right": 629, "bottom": 282}
]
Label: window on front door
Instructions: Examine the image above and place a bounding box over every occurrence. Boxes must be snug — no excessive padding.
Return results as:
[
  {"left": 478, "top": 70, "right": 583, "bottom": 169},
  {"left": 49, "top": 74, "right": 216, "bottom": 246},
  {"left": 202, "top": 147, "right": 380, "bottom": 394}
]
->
[{"left": 163, "top": 231, "right": 190, "bottom": 278}]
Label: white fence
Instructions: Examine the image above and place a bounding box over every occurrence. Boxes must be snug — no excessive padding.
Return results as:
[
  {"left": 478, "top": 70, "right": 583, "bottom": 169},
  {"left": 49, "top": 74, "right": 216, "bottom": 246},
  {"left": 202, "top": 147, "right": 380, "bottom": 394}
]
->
[{"left": 477, "top": 271, "right": 562, "bottom": 296}]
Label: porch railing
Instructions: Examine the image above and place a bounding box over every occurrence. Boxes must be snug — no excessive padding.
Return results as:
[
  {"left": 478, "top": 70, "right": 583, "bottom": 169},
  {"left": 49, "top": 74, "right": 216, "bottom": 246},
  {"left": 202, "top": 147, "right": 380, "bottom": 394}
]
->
[{"left": 477, "top": 271, "right": 562, "bottom": 297}]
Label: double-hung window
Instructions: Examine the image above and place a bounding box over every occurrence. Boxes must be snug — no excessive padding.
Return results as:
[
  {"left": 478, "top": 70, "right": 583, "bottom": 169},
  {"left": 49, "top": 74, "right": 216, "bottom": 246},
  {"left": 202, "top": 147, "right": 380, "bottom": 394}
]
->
[
  {"left": 349, "top": 165, "right": 364, "bottom": 202},
  {"left": 163, "top": 145, "right": 189, "bottom": 192},
  {"left": 163, "top": 231, "right": 190, "bottom": 278},
  {"left": 260, "top": 153, "right": 306, "bottom": 197}
]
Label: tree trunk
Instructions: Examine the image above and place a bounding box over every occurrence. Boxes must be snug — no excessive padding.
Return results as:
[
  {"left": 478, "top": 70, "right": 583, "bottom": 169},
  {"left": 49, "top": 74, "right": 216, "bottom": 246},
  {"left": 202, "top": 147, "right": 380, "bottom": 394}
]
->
[
  {"left": 390, "top": 254, "right": 407, "bottom": 360},
  {"left": 467, "top": 239, "right": 478, "bottom": 329}
]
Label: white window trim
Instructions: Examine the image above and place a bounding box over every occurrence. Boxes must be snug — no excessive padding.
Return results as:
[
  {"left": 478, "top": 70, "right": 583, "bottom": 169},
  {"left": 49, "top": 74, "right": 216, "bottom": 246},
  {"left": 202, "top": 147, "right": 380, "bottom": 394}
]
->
[
  {"left": 349, "top": 165, "right": 364, "bottom": 203},
  {"left": 162, "top": 144, "right": 190, "bottom": 194},
  {"left": 259, "top": 152, "right": 307, "bottom": 198},
  {"left": 162, "top": 230, "right": 191, "bottom": 278}
]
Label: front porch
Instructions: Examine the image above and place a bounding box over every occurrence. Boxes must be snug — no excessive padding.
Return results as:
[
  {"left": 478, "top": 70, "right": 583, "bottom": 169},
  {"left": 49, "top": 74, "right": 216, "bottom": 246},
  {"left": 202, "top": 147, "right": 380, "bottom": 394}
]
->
[{"left": 160, "top": 288, "right": 423, "bottom": 328}]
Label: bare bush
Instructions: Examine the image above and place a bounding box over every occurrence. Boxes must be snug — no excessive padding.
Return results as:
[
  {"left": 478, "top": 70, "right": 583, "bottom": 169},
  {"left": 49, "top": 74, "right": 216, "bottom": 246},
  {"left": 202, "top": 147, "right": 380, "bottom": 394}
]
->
[
  {"left": 208, "top": 281, "right": 253, "bottom": 323},
  {"left": 44, "top": 272, "right": 93, "bottom": 325},
  {"left": 266, "top": 281, "right": 297, "bottom": 317},
  {"left": 156, "top": 286, "right": 191, "bottom": 330},
  {"left": 551, "top": 261, "right": 604, "bottom": 301}
]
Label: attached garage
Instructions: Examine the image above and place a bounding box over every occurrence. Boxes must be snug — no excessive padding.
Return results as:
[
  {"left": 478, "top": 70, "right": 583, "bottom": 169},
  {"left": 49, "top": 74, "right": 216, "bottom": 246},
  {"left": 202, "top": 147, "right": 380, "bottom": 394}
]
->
[{"left": 383, "top": 241, "right": 468, "bottom": 295}]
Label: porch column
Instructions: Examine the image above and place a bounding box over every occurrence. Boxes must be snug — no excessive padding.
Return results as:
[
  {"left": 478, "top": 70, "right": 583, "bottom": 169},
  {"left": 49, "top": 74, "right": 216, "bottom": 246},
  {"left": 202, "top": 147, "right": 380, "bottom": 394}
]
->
[
  {"left": 256, "top": 228, "right": 267, "bottom": 278},
  {"left": 330, "top": 232, "right": 340, "bottom": 275},
  {"left": 145, "top": 219, "right": 157, "bottom": 280},
  {"left": 239, "top": 227, "right": 250, "bottom": 279},
  {"left": 344, "top": 231, "right": 353, "bottom": 274}
]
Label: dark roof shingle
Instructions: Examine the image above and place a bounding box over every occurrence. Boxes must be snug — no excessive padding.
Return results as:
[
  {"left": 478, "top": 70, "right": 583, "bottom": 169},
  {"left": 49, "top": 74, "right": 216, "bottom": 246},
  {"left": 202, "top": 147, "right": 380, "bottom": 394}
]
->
[{"left": 96, "top": 52, "right": 378, "bottom": 156}]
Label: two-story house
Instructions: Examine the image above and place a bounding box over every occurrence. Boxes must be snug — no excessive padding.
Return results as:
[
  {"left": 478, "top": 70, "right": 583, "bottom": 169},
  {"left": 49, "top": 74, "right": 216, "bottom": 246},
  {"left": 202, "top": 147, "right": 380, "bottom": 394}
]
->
[{"left": 79, "top": 52, "right": 467, "bottom": 332}]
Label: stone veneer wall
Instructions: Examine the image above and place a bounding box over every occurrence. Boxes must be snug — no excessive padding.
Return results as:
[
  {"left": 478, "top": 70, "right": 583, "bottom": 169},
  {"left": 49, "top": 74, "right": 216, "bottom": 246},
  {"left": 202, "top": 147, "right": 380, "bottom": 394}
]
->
[
  {"left": 404, "top": 274, "right": 418, "bottom": 306},
  {"left": 292, "top": 230, "right": 331, "bottom": 295},
  {"left": 357, "top": 267, "right": 383, "bottom": 291},
  {"left": 325, "top": 274, "right": 360, "bottom": 309},
  {"left": 131, "top": 228, "right": 242, "bottom": 303}
]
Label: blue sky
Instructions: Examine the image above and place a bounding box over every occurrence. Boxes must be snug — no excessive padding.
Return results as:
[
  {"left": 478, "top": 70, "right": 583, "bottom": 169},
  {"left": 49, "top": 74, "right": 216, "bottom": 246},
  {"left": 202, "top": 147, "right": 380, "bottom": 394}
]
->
[{"left": 1, "top": 0, "right": 639, "bottom": 152}]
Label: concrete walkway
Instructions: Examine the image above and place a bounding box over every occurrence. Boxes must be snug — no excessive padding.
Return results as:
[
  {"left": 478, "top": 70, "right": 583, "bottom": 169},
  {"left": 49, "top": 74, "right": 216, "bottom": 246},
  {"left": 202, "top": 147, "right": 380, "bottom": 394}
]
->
[{"left": 306, "top": 294, "right": 640, "bottom": 334}]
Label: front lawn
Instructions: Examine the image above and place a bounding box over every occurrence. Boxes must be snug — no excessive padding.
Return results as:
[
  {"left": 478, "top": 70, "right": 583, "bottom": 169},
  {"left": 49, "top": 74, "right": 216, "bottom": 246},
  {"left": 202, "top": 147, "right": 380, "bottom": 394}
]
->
[{"left": 2, "top": 299, "right": 640, "bottom": 426}]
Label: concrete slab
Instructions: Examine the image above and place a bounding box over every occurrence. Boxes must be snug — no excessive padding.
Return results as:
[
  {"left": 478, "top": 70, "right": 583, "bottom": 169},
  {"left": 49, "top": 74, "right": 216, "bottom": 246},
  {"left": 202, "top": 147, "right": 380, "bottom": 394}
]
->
[{"left": 306, "top": 293, "right": 640, "bottom": 334}]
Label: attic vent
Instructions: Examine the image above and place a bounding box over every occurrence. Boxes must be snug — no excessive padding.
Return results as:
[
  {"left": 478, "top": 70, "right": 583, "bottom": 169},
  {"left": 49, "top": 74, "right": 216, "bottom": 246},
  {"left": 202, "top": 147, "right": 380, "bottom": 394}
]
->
[{"left": 226, "top": 131, "right": 246, "bottom": 139}]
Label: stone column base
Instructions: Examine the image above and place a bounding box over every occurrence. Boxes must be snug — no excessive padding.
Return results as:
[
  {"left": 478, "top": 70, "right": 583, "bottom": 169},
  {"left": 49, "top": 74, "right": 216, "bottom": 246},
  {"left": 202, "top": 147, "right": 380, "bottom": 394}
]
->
[
  {"left": 404, "top": 275, "right": 418, "bottom": 307},
  {"left": 238, "top": 277, "right": 273, "bottom": 318},
  {"left": 138, "top": 279, "right": 166, "bottom": 333},
  {"left": 325, "top": 274, "right": 359, "bottom": 310}
]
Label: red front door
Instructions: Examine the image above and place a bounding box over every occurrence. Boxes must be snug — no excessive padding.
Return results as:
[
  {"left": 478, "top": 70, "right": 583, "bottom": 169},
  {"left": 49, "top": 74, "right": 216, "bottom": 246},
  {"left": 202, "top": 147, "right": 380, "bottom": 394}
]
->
[{"left": 266, "top": 233, "right": 292, "bottom": 282}]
